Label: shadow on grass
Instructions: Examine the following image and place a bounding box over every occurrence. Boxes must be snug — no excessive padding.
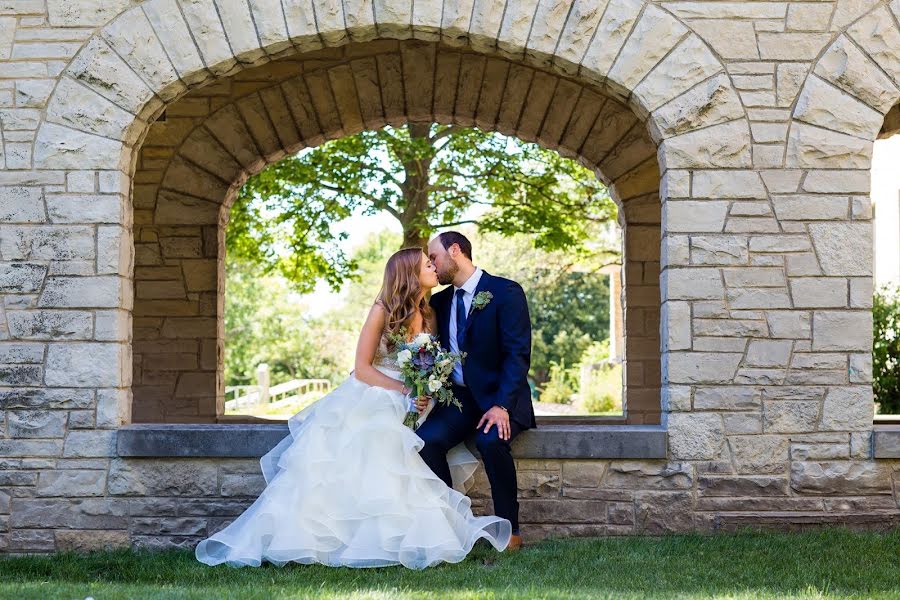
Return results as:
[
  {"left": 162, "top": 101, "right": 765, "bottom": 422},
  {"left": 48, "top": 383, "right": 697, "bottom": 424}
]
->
[{"left": 0, "top": 527, "right": 898, "bottom": 599}]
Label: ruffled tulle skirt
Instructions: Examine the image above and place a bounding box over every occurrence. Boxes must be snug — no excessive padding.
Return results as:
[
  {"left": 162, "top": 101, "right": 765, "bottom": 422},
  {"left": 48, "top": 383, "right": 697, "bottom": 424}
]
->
[{"left": 195, "top": 367, "right": 511, "bottom": 569}]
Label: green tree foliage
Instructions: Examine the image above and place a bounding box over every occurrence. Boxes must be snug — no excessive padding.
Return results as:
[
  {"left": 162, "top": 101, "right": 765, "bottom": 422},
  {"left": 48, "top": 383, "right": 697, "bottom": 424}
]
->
[
  {"left": 874, "top": 285, "right": 900, "bottom": 414},
  {"left": 328, "top": 229, "right": 404, "bottom": 330},
  {"left": 581, "top": 364, "right": 623, "bottom": 414},
  {"left": 224, "top": 259, "right": 355, "bottom": 387},
  {"left": 475, "top": 229, "right": 616, "bottom": 384},
  {"left": 228, "top": 124, "right": 616, "bottom": 293}
]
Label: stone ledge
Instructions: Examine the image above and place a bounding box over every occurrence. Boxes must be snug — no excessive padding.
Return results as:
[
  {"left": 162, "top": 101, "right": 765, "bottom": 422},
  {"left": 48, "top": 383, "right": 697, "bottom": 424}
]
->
[
  {"left": 116, "top": 424, "right": 668, "bottom": 459},
  {"left": 873, "top": 424, "right": 900, "bottom": 458}
]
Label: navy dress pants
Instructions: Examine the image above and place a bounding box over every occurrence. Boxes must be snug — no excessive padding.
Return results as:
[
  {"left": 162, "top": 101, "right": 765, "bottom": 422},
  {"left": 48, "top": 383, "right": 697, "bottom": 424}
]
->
[{"left": 416, "top": 384, "right": 522, "bottom": 533}]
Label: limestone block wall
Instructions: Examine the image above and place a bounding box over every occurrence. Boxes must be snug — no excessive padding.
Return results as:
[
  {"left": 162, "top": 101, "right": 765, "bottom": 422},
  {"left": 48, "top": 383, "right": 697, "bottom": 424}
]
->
[{"left": 0, "top": 0, "right": 898, "bottom": 552}]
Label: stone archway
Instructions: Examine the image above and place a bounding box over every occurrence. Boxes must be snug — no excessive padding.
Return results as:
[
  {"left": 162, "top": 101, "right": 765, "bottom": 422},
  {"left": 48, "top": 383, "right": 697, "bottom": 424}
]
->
[
  {"left": 32, "top": 0, "right": 746, "bottom": 429},
  {"left": 131, "top": 41, "right": 661, "bottom": 423}
]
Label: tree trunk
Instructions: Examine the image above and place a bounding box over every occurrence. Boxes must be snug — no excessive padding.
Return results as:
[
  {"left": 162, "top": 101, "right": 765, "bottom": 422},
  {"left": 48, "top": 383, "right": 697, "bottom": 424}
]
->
[
  {"left": 402, "top": 228, "right": 428, "bottom": 249},
  {"left": 398, "top": 123, "right": 433, "bottom": 250}
]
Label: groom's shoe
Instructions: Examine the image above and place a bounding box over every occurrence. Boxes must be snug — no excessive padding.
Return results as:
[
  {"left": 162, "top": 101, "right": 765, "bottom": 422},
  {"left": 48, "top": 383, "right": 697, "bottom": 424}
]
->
[{"left": 507, "top": 534, "right": 522, "bottom": 552}]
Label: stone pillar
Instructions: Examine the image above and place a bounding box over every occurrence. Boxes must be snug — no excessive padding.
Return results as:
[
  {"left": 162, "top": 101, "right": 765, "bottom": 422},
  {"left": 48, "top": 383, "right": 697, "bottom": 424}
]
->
[{"left": 621, "top": 221, "right": 662, "bottom": 425}]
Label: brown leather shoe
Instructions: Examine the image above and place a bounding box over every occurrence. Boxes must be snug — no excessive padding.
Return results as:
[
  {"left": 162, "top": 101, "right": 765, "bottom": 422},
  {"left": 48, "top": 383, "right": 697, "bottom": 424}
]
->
[{"left": 507, "top": 534, "right": 522, "bottom": 552}]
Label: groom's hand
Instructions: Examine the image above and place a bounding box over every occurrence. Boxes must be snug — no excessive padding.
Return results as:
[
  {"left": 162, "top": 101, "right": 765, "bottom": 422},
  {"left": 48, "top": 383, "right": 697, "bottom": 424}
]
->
[{"left": 477, "top": 406, "right": 510, "bottom": 441}]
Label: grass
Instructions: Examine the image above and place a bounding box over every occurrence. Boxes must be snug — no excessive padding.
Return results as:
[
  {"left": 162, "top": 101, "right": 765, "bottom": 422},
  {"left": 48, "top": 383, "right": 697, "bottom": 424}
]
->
[{"left": 0, "top": 528, "right": 898, "bottom": 599}]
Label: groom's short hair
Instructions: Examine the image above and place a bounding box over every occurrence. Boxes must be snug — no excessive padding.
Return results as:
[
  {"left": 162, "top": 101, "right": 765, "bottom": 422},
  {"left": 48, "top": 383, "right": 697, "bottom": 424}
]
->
[{"left": 437, "top": 231, "right": 472, "bottom": 261}]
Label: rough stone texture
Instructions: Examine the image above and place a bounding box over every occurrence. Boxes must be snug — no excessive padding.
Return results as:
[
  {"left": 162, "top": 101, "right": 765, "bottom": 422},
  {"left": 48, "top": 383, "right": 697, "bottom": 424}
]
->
[
  {"left": 808, "top": 223, "right": 872, "bottom": 276},
  {"left": 667, "top": 413, "right": 725, "bottom": 460},
  {"left": 0, "top": 0, "right": 896, "bottom": 552},
  {"left": 107, "top": 459, "right": 218, "bottom": 496},
  {"left": 790, "top": 461, "right": 893, "bottom": 495}
]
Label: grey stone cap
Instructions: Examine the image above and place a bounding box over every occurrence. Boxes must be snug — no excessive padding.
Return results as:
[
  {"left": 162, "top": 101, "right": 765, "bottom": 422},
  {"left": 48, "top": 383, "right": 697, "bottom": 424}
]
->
[
  {"left": 116, "top": 423, "right": 668, "bottom": 459},
  {"left": 873, "top": 424, "right": 900, "bottom": 458}
]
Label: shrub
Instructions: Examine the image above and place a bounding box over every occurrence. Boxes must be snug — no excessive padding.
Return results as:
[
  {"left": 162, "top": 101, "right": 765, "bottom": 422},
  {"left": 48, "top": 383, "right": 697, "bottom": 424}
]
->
[
  {"left": 580, "top": 364, "right": 622, "bottom": 414},
  {"left": 540, "top": 362, "right": 577, "bottom": 404},
  {"left": 580, "top": 339, "right": 611, "bottom": 365},
  {"left": 874, "top": 286, "right": 900, "bottom": 414}
]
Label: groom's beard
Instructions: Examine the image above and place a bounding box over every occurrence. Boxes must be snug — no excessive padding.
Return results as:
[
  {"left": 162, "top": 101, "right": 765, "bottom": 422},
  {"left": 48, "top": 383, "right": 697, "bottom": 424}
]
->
[{"left": 437, "top": 260, "right": 458, "bottom": 286}]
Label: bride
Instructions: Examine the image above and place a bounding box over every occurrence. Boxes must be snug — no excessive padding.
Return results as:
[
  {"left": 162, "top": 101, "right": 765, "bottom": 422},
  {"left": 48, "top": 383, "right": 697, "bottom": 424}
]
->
[{"left": 195, "top": 247, "right": 512, "bottom": 569}]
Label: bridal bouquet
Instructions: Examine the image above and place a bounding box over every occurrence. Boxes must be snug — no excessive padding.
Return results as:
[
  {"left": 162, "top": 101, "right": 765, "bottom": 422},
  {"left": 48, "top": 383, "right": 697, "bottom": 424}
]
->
[{"left": 388, "top": 329, "right": 465, "bottom": 429}]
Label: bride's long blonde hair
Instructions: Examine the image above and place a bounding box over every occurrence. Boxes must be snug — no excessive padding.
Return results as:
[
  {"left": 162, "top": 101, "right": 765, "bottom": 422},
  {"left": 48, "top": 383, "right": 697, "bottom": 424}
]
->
[{"left": 376, "top": 247, "right": 432, "bottom": 342}]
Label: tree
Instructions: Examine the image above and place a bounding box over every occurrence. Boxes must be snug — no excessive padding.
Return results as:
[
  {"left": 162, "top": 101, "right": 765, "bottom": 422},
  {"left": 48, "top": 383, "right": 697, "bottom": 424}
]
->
[{"left": 228, "top": 124, "right": 616, "bottom": 293}]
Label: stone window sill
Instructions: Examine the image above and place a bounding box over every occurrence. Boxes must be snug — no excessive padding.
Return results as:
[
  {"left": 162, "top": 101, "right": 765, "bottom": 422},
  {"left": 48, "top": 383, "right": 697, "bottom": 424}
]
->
[
  {"left": 873, "top": 424, "right": 900, "bottom": 458},
  {"left": 116, "top": 423, "right": 667, "bottom": 459}
]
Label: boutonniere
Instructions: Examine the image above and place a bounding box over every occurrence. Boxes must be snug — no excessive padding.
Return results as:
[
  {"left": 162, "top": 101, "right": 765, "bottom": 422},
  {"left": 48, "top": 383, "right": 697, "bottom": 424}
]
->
[{"left": 472, "top": 291, "right": 493, "bottom": 311}]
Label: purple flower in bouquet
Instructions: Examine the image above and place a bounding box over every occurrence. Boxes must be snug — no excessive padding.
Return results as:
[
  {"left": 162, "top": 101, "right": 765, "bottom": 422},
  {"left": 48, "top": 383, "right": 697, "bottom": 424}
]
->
[{"left": 411, "top": 349, "right": 435, "bottom": 371}]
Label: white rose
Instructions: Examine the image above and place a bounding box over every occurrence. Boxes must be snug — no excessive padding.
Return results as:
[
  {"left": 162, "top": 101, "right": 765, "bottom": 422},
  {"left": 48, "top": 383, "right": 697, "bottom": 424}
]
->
[
  {"left": 397, "top": 349, "right": 412, "bottom": 365},
  {"left": 414, "top": 333, "right": 432, "bottom": 347},
  {"left": 428, "top": 379, "right": 443, "bottom": 393}
]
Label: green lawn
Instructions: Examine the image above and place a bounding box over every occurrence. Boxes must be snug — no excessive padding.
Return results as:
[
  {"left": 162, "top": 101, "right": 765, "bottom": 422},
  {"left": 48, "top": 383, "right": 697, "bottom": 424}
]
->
[{"left": 1, "top": 528, "right": 898, "bottom": 599}]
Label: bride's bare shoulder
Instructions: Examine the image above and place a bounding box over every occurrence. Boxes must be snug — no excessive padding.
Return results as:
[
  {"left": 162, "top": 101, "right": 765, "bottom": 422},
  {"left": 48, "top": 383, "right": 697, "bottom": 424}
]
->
[{"left": 363, "top": 302, "right": 387, "bottom": 330}]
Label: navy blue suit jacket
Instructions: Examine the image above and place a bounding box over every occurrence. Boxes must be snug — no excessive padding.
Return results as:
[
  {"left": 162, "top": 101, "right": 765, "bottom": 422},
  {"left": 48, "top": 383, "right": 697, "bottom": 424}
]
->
[{"left": 429, "top": 271, "right": 536, "bottom": 430}]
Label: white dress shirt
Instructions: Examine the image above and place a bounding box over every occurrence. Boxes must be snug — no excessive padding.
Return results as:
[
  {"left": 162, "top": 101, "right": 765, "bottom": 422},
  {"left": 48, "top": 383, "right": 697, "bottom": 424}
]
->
[{"left": 448, "top": 266, "right": 483, "bottom": 386}]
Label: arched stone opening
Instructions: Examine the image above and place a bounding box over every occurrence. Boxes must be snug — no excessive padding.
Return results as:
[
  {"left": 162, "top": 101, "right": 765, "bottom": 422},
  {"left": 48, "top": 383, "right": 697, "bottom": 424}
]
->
[
  {"left": 29, "top": 0, "right": 751, "bottom": 444},
  {"left": 130, "top": 40, "right": 662, "bottom": 425}
]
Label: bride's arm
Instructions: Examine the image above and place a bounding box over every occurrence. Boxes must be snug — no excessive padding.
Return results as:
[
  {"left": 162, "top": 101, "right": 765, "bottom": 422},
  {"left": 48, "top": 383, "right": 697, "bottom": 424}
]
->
[{"left": 353, "top": 303, "right": 409, "bottom": 393}]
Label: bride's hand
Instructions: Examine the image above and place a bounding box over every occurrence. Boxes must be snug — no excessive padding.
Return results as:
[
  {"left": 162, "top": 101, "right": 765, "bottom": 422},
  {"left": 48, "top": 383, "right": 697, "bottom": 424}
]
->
[{"left": 415, "top": 395, "right": 431, "bottom": 414}]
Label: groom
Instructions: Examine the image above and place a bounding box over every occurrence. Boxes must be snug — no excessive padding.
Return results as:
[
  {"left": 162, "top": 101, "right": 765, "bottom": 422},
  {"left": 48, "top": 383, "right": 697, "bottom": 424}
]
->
[{"left": 417, "top": 231, "right": 536, "bottom": 551}]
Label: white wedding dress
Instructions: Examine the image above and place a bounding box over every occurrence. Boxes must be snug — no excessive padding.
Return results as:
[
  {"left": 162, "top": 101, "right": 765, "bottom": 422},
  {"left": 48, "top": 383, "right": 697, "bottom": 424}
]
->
[{"left": 195, "top": 333, "right": 511, "bottom": 569}]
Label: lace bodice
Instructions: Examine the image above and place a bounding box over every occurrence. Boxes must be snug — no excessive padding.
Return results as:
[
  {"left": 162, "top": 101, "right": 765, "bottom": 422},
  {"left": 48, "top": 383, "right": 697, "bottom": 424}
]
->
[
  {"left": 372, "top": 327, "right": 434, "bottom": 373},
  {"left": 373, "top": 334, "right": 401, "bottom": 372}
]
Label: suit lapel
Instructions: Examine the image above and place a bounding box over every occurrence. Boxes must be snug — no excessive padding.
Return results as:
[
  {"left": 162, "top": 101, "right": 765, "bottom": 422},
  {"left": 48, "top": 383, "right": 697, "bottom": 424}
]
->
[{"left": 463, "top": 271, "right": 492, "bottom": 338}]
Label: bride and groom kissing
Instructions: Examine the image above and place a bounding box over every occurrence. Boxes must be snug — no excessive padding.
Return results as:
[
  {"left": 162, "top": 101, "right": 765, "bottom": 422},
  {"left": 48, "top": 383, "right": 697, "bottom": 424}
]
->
[{"left": 196, "top": 231, "right": 535, "bottom": 569}]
